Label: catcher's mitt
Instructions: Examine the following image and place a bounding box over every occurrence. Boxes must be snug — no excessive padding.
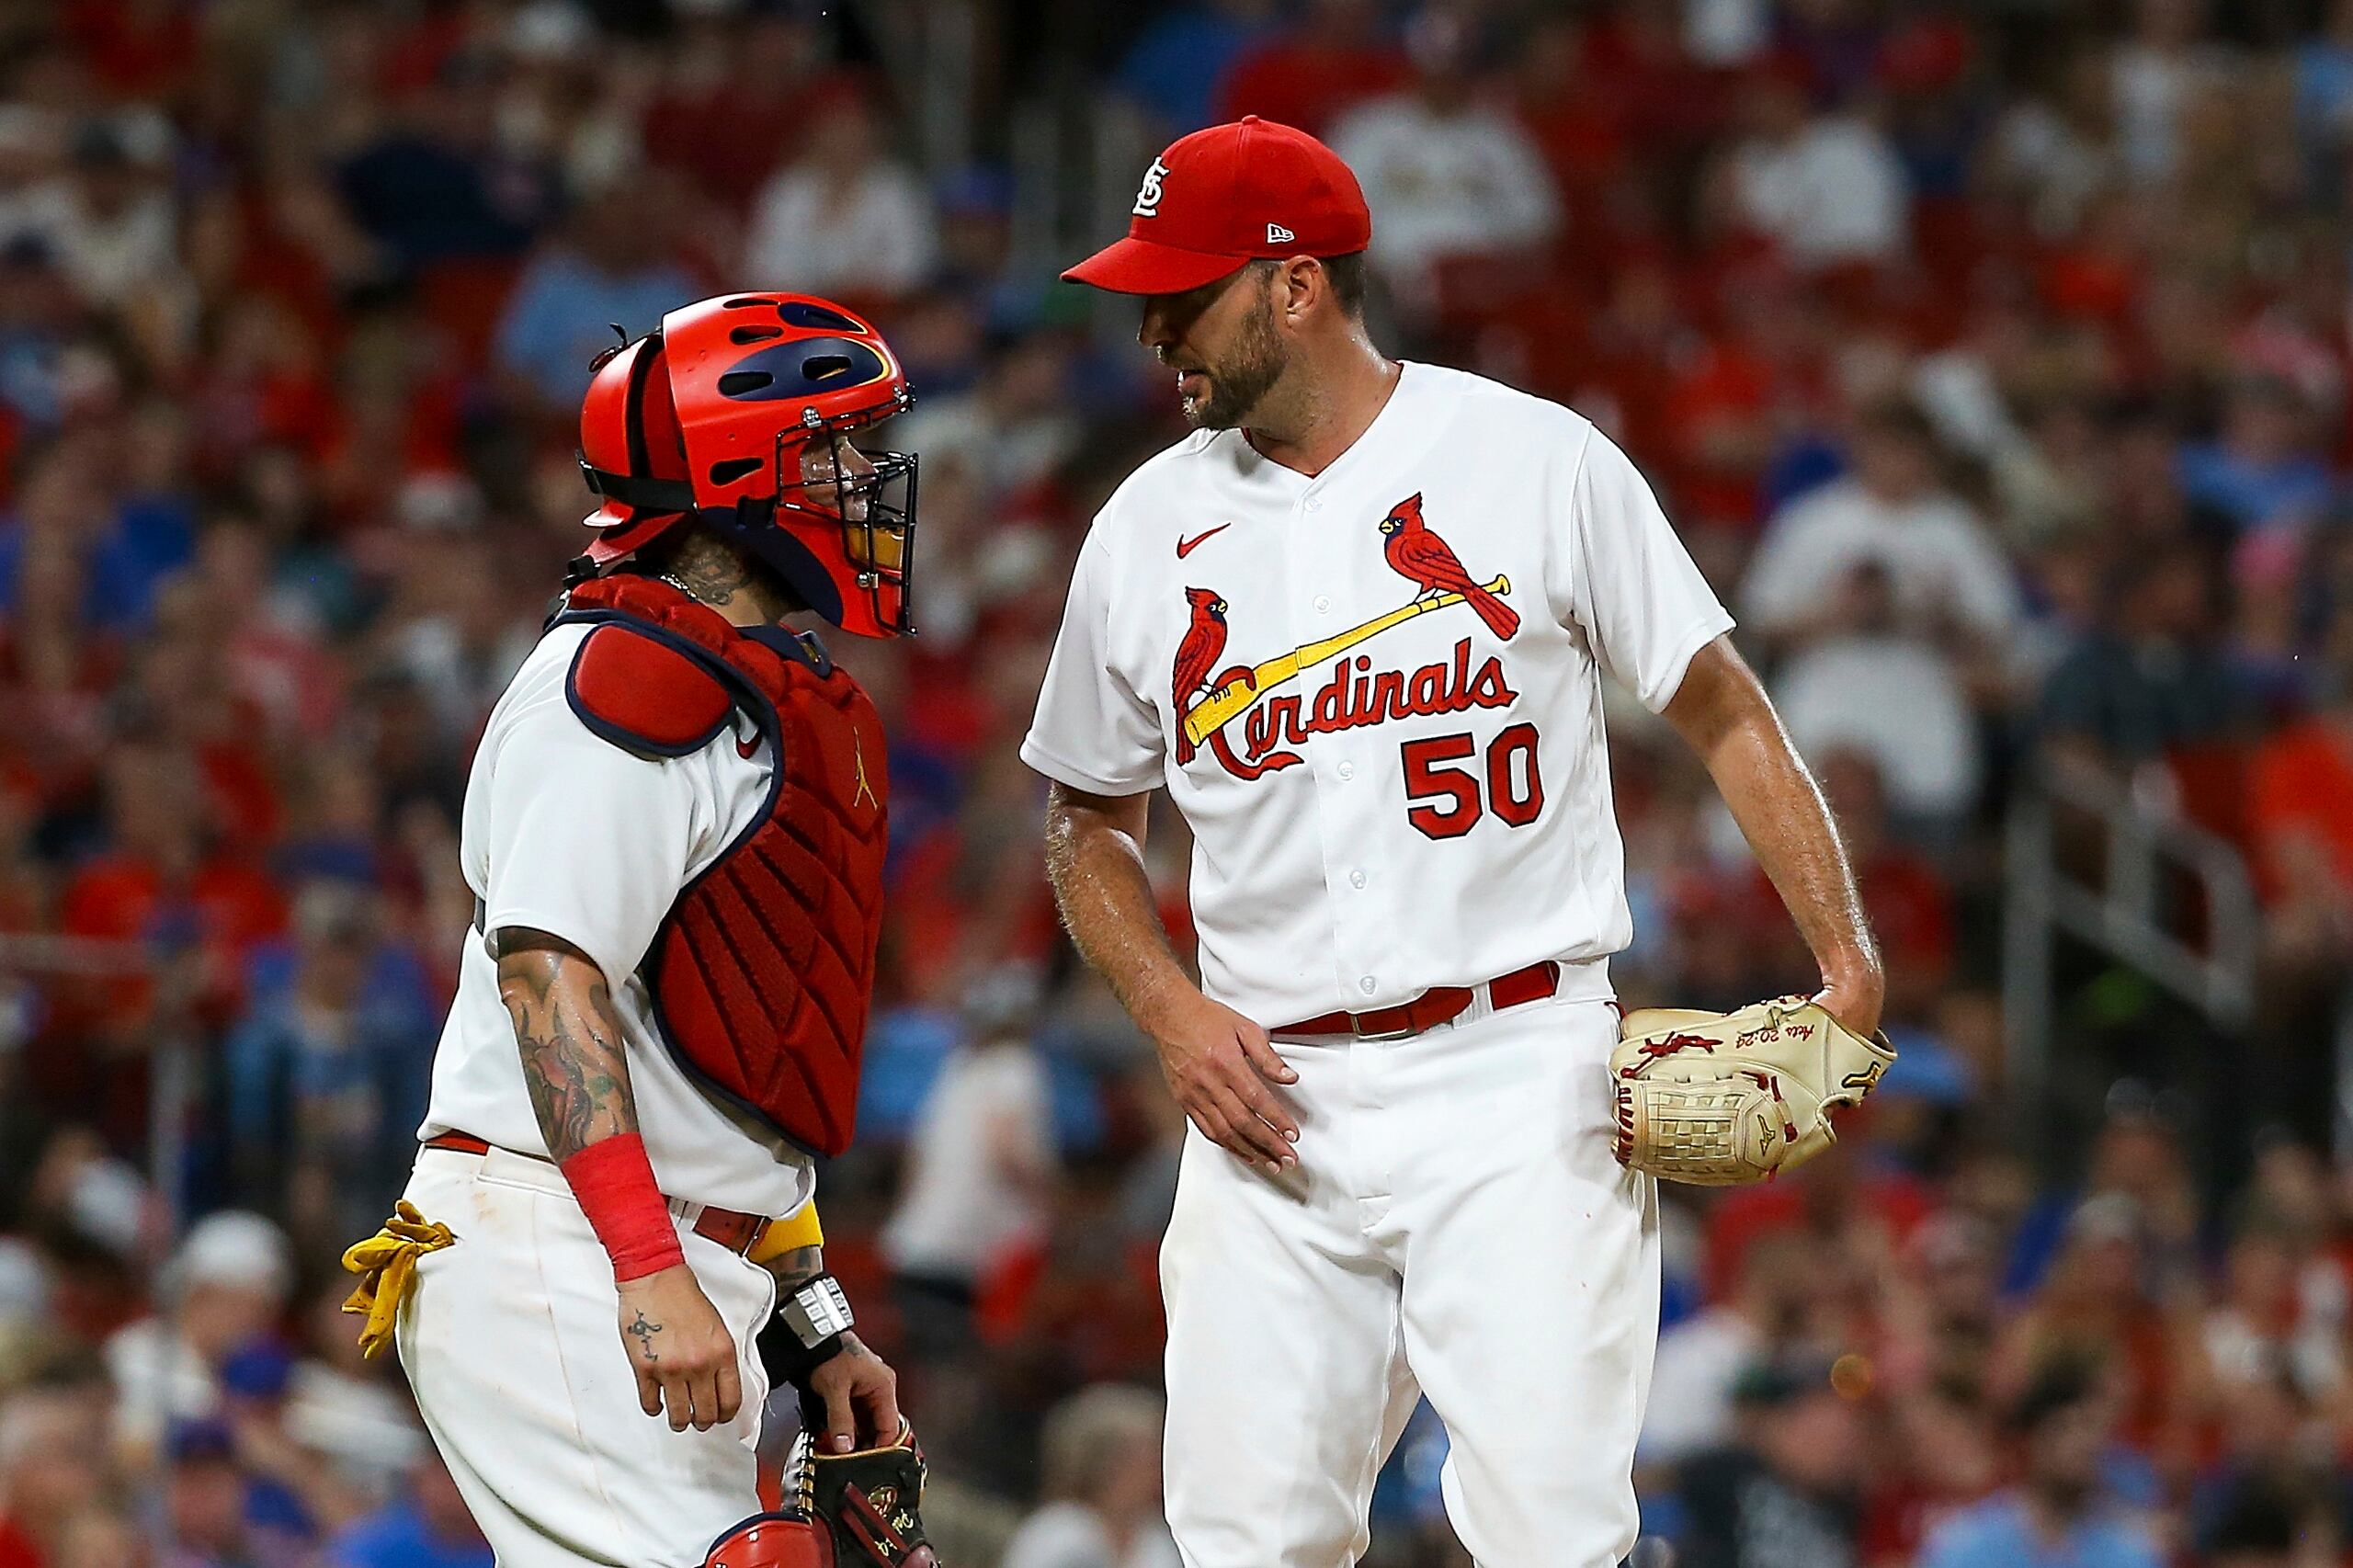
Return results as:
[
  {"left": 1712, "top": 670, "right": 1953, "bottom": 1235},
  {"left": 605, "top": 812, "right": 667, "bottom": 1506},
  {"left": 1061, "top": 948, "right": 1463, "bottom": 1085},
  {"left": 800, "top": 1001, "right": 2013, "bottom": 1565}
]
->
[
  {"left": 788, "top": 1419, "right": 938, "bottom": 1567},
  {"left": 1610, "top": 995, "right": 1894, "bottom": 1187}
]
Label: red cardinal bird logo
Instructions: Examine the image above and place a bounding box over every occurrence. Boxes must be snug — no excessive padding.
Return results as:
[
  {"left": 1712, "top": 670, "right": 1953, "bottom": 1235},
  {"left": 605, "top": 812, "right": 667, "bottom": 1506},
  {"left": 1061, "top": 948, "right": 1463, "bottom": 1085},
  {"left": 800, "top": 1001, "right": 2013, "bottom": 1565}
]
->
[
  {"left": 1379, "top": 493, "right": 1518, "bottom": 641},
  {"left": 1171, "top": 587, "right": 1230, "bottom": 765}
]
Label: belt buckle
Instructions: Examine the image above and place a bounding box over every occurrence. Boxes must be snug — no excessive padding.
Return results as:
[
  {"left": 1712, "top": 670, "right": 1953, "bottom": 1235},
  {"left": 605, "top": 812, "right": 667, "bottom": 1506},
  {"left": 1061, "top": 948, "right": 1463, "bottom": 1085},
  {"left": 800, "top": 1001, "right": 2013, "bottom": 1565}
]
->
[{"left": 1349, "top": 1011, "right": 1416, "bottom": 1042}]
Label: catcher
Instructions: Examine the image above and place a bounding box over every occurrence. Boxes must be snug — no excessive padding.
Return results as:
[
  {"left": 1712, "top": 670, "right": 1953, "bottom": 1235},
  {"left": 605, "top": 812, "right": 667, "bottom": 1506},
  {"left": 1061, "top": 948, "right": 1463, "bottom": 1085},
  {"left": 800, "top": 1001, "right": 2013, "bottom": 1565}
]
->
[{"left": 342, "top": 293, "right": 937, "bottom": 1568}]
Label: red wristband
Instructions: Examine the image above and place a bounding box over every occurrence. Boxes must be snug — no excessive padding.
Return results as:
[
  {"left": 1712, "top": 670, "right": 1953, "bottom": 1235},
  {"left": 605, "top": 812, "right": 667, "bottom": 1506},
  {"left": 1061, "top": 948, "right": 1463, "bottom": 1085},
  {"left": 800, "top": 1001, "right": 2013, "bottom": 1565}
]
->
[{"left": 560, "top": 1134, "right": 686, "bottom": 1282}]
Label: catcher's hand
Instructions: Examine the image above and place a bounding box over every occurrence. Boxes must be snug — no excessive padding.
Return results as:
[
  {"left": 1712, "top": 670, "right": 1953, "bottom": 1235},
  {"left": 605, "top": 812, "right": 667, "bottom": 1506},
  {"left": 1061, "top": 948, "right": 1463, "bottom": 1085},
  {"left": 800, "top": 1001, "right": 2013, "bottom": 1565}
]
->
[
  {"left": 789, "top": 1418, "right": 938, "bottom": 1566},
  {"left": 1610, "top": 995, "right": 1895, "bottom": 1187},
  {"left": 783, "top": 1332, "right": 900, "bottom": 1456}
]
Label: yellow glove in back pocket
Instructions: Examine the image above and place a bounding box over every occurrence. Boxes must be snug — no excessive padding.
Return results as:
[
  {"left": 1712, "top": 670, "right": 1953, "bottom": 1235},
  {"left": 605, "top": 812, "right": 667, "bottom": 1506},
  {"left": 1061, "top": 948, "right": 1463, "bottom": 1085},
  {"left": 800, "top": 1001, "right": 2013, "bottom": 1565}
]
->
[{"left": 340, "top": 1200, "right": 456, "bottom": 1358}]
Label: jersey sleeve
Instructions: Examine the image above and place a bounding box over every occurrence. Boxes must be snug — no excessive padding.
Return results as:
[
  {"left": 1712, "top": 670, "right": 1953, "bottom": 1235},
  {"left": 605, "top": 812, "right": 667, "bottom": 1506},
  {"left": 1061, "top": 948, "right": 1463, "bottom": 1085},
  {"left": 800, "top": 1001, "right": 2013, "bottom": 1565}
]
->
[
  {"left": 1020, "top": 528, "right": 1165, "bottom": 794},
  {"left": 479, "top": 695, "right": 706, "bottom": 987},
  {"left": 1563, "top": 425, "right": 1737, "bottom": 712}
]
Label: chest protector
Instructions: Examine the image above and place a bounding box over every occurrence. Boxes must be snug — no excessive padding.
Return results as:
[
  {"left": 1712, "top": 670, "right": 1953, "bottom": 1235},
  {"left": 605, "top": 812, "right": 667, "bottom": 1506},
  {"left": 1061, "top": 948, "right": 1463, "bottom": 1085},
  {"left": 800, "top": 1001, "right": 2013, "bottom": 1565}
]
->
[{"left": 553, "top": 575, "right": 888, "bottom": 1158}]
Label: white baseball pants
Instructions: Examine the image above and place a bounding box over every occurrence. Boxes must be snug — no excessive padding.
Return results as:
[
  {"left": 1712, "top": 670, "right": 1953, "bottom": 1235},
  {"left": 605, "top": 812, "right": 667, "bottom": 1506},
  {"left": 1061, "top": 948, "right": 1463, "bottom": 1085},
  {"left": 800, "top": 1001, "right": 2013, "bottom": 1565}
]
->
[
  {"left": 392, "top": 1145, "right": 778, "bottom": 1568},
  {"left": 1161, "top": 994, "right": 1659, "bottom": 1568}
]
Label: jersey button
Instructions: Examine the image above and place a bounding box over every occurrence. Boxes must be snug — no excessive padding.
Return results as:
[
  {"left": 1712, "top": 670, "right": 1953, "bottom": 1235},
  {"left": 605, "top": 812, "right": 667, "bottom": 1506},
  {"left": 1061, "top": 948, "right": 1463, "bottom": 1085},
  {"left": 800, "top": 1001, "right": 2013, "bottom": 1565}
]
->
[
  {"left": 1358, "top": 976, "right": 1378, "bottom": 994},
  {"left": 1313, "top": 595, "right": 1331, "bottom": 614},
  {"left": 1336, "top": 761, "right": 1356, "bottom": 780},
  {"left": 1306, "top": 497, "right": 1324, "bottom": 513},
  {"left": 1349, "top": 869, "right": 1368, "bottom": 889}
]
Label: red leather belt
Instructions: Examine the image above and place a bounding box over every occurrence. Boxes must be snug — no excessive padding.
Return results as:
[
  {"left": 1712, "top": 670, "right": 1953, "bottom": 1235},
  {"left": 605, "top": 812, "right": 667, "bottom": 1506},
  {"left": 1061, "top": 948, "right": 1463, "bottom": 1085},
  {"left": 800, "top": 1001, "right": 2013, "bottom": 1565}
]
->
[
  {"left": 1278, "top": 960, "right": 1562, "bottom": 1040},
  {"left": 422, "top": 1131, "right": 767, "bottom": 1255}
]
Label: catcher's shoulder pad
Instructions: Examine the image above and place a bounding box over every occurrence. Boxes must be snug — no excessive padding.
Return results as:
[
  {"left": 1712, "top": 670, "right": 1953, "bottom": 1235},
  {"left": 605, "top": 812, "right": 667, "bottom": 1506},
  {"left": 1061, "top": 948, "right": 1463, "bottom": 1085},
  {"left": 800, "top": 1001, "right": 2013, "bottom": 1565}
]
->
[{"left": 564, "top": 623, "right": 734, "bottom": 757}]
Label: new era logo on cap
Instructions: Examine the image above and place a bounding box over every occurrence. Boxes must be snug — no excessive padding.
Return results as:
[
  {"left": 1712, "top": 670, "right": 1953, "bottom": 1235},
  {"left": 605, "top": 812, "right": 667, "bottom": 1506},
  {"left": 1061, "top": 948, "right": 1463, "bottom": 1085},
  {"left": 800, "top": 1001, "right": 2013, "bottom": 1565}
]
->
[{"left": 1063, "top": 117, "right": 1372, "bottom": 296}]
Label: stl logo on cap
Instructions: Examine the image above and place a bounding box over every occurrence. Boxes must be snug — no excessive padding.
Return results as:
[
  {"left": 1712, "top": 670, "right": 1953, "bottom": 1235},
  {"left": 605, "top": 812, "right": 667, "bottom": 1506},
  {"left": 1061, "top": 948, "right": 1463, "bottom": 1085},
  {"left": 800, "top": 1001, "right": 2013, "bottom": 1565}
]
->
[
  {"left": 1066, "top": 118, "right": 1371, "bottom": 297},
  {"left": 1131, "top": 156, "right": 1171, "bottom": 219}
]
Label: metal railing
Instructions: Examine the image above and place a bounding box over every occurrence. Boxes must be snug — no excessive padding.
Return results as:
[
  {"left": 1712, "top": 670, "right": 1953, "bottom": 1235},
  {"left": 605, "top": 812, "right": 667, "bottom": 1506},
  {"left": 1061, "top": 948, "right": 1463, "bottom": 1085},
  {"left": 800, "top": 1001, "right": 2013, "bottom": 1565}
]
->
[
  {"left": 0, "top": 931, "right": 189, "bottom": 1563},
  {"left": 2339, "top": 984, "right": 2353, "bottom": 1165},
  {"left": 1008, "top": 92, "right": 1154, "bottom": 295},
  {"left": 2002, "top": 758, "right": 2259, "bottom": 1106},
  {"left": 847, "top": 0, "right": 979, "bottom": 176}
]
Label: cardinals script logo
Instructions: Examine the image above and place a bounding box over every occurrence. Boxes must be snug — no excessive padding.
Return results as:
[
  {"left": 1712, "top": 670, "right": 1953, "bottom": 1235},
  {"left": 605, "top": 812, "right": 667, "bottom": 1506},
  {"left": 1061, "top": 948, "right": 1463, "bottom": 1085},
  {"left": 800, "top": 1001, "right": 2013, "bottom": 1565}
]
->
[{"left": 1174, "top": 493, "right": 1520, "bottom": 779}]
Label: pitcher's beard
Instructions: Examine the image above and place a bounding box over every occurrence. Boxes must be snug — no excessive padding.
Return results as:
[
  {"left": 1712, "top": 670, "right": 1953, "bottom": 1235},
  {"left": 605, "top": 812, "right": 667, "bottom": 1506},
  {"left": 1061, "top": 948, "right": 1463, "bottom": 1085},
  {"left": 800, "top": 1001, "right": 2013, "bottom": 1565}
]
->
[{"left": 1182, "top": 293, "right": 1288, "bottom": 431}]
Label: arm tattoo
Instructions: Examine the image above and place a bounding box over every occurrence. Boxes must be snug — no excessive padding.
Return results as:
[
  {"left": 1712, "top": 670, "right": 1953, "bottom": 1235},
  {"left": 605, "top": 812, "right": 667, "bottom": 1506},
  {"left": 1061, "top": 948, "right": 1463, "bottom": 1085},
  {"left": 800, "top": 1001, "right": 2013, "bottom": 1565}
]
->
[
  {"left": 495, "top": 929, "right": 637, "bottom": 1161},
  {"left": 760, "top": 1244, "right": 825, "bottom": 1292},
  {"left": 626, "top": 1310, "right": 662, "bottom": 1362}
]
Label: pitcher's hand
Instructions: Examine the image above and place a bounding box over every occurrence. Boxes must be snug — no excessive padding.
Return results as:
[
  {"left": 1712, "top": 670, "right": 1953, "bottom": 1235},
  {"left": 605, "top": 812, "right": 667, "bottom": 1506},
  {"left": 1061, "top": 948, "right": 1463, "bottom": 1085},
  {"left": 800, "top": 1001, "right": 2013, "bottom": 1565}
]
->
[
  {"left": 1142, "top": 987, "right": 1300, "bottom": 1176},
  {"left": 1813, "top": 963, "right": 1886, "bottom": 1041}
]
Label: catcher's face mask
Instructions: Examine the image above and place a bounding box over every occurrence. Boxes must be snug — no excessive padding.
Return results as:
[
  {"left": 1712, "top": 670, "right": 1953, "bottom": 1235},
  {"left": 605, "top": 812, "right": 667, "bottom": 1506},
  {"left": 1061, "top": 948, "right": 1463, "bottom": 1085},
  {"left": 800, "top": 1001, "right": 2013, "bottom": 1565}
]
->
[{"left": 778, "top": 421, "right": 919, "bottom": 633}]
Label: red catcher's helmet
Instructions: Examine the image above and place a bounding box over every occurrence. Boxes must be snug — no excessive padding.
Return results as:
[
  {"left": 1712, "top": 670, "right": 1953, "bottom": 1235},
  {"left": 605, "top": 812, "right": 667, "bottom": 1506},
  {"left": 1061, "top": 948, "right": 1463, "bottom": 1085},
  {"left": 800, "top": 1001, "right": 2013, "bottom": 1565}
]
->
[
  {"left": 702, "top": 1514, "right": 821, "bottom": 1568},
  {"left": 577, "top": 292, "right": 918, "bottom": 638}
]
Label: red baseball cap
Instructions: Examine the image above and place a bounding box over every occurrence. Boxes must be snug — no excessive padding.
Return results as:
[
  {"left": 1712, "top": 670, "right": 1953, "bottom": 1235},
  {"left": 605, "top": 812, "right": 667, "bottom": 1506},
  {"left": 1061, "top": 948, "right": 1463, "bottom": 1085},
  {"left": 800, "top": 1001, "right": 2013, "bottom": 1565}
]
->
[{"left": 1062, "top": 116, "right": 1373, "bottom": 296}]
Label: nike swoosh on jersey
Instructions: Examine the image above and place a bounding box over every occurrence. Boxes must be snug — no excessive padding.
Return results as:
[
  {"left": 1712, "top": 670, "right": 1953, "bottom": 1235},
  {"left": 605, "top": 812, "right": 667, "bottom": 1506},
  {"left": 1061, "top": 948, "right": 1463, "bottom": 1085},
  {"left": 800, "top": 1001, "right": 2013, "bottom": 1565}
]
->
[{"left": 1176, "top": 524, "right": 1233, "bottom": 559}]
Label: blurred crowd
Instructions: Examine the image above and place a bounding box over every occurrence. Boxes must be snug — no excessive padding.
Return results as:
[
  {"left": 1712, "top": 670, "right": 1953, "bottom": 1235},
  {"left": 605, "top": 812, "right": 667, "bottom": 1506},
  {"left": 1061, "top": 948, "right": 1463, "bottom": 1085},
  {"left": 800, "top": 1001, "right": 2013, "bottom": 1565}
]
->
[{"left": 1, "top": 0, "right": 2352, "bottom": 1564}]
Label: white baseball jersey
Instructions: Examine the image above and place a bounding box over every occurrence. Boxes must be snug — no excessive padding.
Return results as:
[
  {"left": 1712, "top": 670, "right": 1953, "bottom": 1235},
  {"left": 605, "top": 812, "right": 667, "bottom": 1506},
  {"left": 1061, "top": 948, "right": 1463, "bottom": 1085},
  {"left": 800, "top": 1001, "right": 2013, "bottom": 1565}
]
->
[
  {"left": 420, "top": 621, "right": 816, "bottom": 1217},
  {"left": 1021, "top": 361, "right": 1733, "bottom": 1028}
]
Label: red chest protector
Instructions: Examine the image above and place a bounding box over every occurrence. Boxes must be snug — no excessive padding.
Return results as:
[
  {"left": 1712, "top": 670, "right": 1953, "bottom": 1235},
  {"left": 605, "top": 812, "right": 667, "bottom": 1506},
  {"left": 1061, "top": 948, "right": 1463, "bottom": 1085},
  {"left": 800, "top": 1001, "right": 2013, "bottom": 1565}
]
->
[{"left": 555, "top": 575, "right": 888, "bottom": 1158}]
